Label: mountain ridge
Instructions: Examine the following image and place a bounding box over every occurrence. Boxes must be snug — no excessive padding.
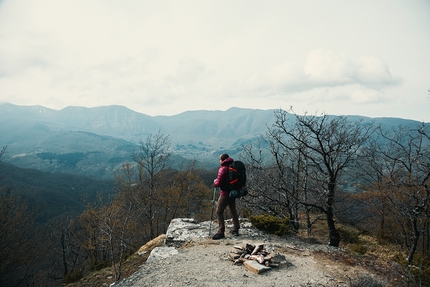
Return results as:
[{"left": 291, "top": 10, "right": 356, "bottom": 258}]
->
[{"left": 1, "top": 103, "right": 428, "bottom": 180}]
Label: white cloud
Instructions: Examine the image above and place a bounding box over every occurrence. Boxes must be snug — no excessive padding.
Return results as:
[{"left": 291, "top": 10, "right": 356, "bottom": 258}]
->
[
  {"left": 246, "top": 49, "right": 401, "bottom": 104},
  {"left": 267, "top": 62, "right": 305, "bottom": 91},
  {"left": 351, "top": 88, "right": 386, "bottom": 104},
  {"left": 173, "top": 58, "right": 210, "bottom": 85},
  {"left": 302, "top": 50, "right": 402, "bottom": 90},
  {"left": 354, "top": 55, "right": 402, "bottom": 88},
  {"left": 304, "top": 50, "right": 353, "bottom": 86}
]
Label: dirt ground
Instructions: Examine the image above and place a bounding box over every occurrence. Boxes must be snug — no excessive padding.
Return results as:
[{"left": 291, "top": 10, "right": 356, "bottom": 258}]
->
[{"left": 113, "top": 230, "right": 390, "bottom": 287}]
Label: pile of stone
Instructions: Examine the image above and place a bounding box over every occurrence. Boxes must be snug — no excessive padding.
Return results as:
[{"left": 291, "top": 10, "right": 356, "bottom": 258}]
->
[{"left": 228, "top": 243, "right": 286, "bottom": 274}]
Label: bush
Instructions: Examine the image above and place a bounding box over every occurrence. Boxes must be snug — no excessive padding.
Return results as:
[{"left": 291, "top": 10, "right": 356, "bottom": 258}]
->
[
  {"left": 90, "top": 260, "right": 110, "bottom": 271},
  {"left": 350, "top": 243, "right": 368, "bottom": 255},
  {"left": 248, "top": 213, "right": 289, "bottom": 236},
  {"left": 349, "top": 273, "right": 387, "bottom": 287},
  {"left": 338, "top": 225, "right": 361, "bottom": 244},
  {"left": 394, "top": 253, "right": 430, "bottom": 287},
  {"left": 63, "top": 270, "right": 83, "bottom": 284}
]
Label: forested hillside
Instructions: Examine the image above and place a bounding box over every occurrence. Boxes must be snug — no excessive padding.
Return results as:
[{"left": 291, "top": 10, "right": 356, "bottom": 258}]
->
[
  {"left": 1, "top": 107, "right": 430, "bottom": 286},
  {"left": 0, "top": 161, "right": 114, "bottom": 223}
]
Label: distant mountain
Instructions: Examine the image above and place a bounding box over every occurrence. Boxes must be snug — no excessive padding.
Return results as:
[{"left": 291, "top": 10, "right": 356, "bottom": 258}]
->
[
  {"left": 0, "top": 104, "right": 278, "bottom": 178},
  {"left": 0, "top": 103, "right": 428, "bottom": 179},
  {"left": 0, "top": 104, "right": 160, "bottom": 141},
  {"left": 154, "top": 107, "right": 279, "bottom": 144}
]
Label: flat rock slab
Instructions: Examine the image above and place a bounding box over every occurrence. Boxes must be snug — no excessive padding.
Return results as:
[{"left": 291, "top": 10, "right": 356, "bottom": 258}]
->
[
  {"left": 165, "top": 217, "right": 265, "bottom": 246},
  {"left": 243, "top": 260, "right": 272, "bottom": 274},
  {"left": 147, "top": 247, "right": 179, "bottom": 262},
  {"left": 166, "top": 218, "right": 209, "bottom": 244}
]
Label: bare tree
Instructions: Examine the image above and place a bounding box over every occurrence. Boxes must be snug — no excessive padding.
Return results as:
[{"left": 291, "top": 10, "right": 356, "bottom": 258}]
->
[
  {"left": 132, "top": 130, "right": 172, "bottom": 238},
  {"left": 0, "top": 146, "right": 43, "bottom": 286},
  {"left": 363, "top": 123, "right": 430, "bottom": 264},
  {"left": 268, "top": 109, "right": 375, "bottom": 247},
  {"left": 47, "top": 217, "right": 87, "bottom": 283},
  {"left": 160, "top": 161, "right": 210, "bottom": 223},
  {"left": 99, "top": 199, "right": 136, "bottom": 281},
  {"left": 242, "top": 136, "right": 301, "bottom": 232},
  {"left": 0, "top": 188, "right": 40, "bottom": 286},
  {"left": 78, "top": 205, "right": 107, "bottom": 272}
]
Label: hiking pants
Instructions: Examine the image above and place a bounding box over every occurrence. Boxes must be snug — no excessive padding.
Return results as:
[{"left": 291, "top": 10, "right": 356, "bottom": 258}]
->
[{"left": 216, "top": 195, "right": 240, "bottom": 234}]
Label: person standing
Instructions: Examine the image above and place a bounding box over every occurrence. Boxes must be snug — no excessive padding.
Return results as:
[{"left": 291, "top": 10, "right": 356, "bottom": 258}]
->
[{"left": 212, "top": 153, "right": 240, "bottom": 239}]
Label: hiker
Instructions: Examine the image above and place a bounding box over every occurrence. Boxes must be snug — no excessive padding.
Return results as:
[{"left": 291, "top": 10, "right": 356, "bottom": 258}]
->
[{"left": 212, "top": 153, "right": 240, "bottom": 240}]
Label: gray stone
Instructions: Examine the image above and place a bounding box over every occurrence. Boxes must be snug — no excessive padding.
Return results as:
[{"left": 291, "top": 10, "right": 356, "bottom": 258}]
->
[
  {"left": 147, "top": 247, "right": 179, "bottom": 262},
  {"left": 165, "top": 217, "right": 265, "bottom": 246}
]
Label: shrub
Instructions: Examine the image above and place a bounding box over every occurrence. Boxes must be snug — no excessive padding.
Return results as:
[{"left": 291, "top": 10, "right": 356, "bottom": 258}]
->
[
  {"left": 349, "top": 273, "right": 387, "bottom": 287},
  {"left": 350, "top": 243, "right": 368, "bottom": 255},
  {"left": 63, "top": 270, "right": 82, "bottom": 284},
  {"left": 90, "top": 260, "right": 110, "bottom": 271},
  {"left": 394, "top": 253, "right": 430, "bottom": 287},
  {"left": 248, "top": 213, "right": 289, "bottom": 236},
  {"left": 338, "top": 225, "right": 361, "bottom": 244}
]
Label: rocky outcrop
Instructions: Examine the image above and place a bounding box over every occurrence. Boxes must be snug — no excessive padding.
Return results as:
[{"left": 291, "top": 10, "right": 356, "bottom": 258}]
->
[
  {"left": 165, "top": 218, "right": 265, "bottom": 246},
  {"left": 143, "top": 218, "right": 265, "bottom": 261},
  {"left": 113, "top": 218, "right": 358, "bottom": 287}
]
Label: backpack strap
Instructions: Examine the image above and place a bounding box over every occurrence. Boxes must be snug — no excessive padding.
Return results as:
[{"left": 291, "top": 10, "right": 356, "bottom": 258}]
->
[{"left": 229, "top": 166, "right": 239, "bottom": 185}]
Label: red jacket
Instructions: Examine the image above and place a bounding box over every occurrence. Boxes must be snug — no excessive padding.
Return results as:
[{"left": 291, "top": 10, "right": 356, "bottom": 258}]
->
[{"left": 214, "top": 157, "right": 234, "bottom": 196}]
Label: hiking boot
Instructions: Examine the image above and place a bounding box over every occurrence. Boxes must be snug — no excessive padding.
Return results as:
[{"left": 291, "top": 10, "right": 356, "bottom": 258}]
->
[
  {"left": 229, "top": 230, "right": 239, "bottom": 236},
  {"left": 212, "top": 233, "right": 225, "bottom": 240}
]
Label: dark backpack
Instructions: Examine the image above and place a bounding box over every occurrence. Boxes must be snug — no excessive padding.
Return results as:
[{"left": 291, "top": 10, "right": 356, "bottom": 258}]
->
[{"left": 228, "top": 161, "right": 248, "bottom": 198}]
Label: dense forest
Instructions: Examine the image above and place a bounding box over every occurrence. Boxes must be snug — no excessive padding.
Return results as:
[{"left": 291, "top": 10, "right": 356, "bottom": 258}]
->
[{"left": 1, "top": 111, "right": 430, "bottom": 286}]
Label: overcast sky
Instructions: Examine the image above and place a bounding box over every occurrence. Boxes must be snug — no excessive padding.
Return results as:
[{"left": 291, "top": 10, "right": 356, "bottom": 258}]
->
[{"left": 0, "top": 0, "right": 429, "bottom": 121}]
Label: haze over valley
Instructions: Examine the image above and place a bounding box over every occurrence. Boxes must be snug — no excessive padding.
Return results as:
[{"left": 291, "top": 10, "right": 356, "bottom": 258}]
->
[{"left": 1, "top": 103, "right": 426, "bottom": 180}]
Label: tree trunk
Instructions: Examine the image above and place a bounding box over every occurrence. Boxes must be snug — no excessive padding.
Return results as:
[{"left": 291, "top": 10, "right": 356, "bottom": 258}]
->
[
  {"left": 406, "top": 217, "right": 420, "bottom": 264},
  {"left": 61, "top": 230, "right": 68, "bottom": 277},
  {"left": 305, "top": 206, "right": 312, "bottom": 237},
  {"left": 327, "top": 182, "right": 340, "bottom": 247},
  {"left": 327, "top": 210, "right": 340, "bottom": 247},
  {"left": 289, "top": 206, "right": 299, "bottom": 232}
]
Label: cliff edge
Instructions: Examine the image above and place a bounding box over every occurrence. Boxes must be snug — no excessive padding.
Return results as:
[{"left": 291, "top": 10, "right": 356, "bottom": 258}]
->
[{"left": 111, "top": 218, "right": 394, "bottom": 287}]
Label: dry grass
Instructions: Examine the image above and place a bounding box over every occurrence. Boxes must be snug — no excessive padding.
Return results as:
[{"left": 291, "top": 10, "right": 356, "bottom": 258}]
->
[
  {"left": 66, "top": 254, "right": 150, "bottom": 287},
  {"left": 66, "top": 235, "right": 166, "bottom": 287},
  {"left": 287, "top": 217, "right": 406, "bottom": 285}
]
